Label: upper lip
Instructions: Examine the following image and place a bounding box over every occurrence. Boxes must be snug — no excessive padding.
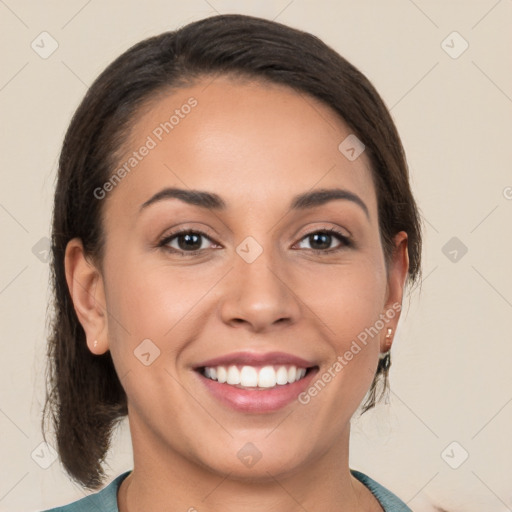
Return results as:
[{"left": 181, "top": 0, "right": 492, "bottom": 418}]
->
[{"left": 194, "top": 351, "right": 316, "bottom": 369}]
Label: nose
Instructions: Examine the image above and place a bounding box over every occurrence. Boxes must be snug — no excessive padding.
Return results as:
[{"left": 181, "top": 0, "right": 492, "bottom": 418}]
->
[{"left": 218, "top": 247, "right": 301, "bottom": 333}]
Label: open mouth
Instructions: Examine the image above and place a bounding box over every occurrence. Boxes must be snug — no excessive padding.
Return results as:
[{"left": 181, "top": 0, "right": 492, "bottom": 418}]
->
[{"left": 198, "top": 364, "right": 315, "bottom": 390}]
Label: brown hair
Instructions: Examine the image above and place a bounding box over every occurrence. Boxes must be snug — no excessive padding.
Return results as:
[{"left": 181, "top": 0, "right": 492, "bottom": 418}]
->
[{"left": 42, "top": 13, "right": 422, "bottom": 490}]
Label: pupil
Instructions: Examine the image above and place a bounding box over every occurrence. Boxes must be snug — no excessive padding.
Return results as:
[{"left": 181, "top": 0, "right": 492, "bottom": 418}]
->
[
  {"left": 179, "top": 233, "right": 201, "bottom": 251},
  {"left": 310, "top": 233, "right": 330, "bottom": 250}
]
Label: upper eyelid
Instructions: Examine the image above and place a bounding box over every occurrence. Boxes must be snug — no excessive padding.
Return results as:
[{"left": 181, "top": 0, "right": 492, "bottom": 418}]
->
[
  {"left": 293, "top": 229, "right": 350, "bottom": 249},
  {"left": 161, "top": 226, "right": 351, "bottom": 249}
]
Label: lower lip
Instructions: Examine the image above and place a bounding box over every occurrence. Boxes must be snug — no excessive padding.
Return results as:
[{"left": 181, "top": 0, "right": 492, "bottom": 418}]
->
[{"left": 196, "top": 369, "right": 318, "bottom": 413}]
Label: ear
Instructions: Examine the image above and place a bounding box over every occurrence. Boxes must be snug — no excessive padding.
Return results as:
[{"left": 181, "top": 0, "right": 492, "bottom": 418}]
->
[
  {"left": 64, "top": 238, "right": 109, "bottom": 355},
  {"left": 380, "top": 231, "right": 409, "bottom": 353}
]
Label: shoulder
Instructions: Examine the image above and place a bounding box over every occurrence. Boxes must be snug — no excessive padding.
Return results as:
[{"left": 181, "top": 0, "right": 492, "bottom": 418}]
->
[
  {"left": 350, "top": 469, "right": 412, "bottom": 512},
  {"left": 40, "top": 471, "right": 132, "bottom": 512}
]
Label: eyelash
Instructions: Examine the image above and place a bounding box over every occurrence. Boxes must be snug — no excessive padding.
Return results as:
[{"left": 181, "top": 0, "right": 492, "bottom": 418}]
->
[{"left": 157, "top": 227, "right": 353, "bottom": 257}]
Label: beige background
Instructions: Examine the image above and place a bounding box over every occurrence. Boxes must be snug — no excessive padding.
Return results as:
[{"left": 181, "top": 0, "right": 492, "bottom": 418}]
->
[{"left": 1, "top": 1, "right": 511, "bottom": 511}]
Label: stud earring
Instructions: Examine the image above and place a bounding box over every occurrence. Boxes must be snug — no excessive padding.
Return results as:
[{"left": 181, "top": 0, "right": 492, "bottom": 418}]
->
[
  {"left": 379, "top": 328, "right": 393, "bottom": 359},
  {"left": 378, "top": 328, "right": 393, "bottom": 371},
  {"left": 93, "top": 340, "right": 98, "bottom": 348}
]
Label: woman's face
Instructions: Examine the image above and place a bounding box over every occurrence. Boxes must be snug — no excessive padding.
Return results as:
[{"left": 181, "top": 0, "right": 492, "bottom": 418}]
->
[{"left": 71, "top": 76, "right": 408, "bottom": 478}]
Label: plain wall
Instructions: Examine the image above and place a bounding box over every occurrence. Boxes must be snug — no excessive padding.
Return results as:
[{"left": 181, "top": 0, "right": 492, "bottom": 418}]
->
[{"left": 0, "top": 1, "right": 511, "bottom": 511}]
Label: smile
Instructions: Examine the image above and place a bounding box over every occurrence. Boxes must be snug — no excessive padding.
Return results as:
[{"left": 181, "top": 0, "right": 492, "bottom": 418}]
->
[
  {"left": 194, "top": 351, "right": 319, "bottom": 412},
  {"left": 201, "top": 364, "right": 308, "bottom": 389}
]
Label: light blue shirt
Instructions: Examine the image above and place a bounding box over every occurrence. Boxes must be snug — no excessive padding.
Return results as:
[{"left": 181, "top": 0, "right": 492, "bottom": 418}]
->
[{"left": 41, "top": 469, "right": 412, "bottom": 511}]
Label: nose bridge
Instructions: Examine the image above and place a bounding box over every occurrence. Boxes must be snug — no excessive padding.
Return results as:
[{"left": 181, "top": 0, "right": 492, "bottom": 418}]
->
[
  {"left": 219, "top": 235, "right": 300, "bottom": 330},
  {"left": 238, "top": 241, "right": 283, "bottom": 297}
]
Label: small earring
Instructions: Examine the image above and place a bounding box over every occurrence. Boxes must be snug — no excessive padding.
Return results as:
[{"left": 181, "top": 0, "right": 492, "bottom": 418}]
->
[
  {"left": 93, "top": 340, "right": 98, "bottom": 348},
  {"left": 379, "top": 328, "right": 393, "bottom": 359}
]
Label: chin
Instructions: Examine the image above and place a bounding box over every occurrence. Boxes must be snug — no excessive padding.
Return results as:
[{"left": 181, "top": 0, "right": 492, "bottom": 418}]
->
[{"left": 193, "top": 436, "right": 314, "bottom": 482}]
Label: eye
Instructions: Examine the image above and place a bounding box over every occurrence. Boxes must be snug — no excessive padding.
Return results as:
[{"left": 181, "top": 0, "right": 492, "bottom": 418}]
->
[
  {"left": 295, "top": 228, "right": 351, "bottom": 252},
  {"left": 157, "top": 227, "right": 352, "bottom": 256},
  {"left": 158, "top": 229, "right": 218, "bottom": 254}
]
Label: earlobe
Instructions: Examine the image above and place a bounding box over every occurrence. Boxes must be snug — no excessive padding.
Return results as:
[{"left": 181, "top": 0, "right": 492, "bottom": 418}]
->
[
  {"left": 381, "top": 231, "right": 409, "bottom": 353},
  {"left": 379, "top": 327, "right": 393, "bottom": 359},
  {"left": 64, "top": 238, "right": 109, "bottom": 355}
]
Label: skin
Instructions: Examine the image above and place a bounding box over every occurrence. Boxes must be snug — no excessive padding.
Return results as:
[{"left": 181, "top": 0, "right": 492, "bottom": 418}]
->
[{"left": 65, "top": 75, "right": 409, "bottom": 512}]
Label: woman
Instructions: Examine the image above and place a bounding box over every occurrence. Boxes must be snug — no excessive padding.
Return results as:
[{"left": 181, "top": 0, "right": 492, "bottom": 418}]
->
[{"left": 42, "top": 13, "right": 421, "bottom": 512}]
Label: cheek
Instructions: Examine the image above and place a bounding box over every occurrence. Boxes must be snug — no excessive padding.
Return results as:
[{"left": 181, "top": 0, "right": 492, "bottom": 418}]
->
[
  {"left": 103, "top": 255, "right": 217, "bottom": 369},
  {"left": 288, "top": 261, "right": 387, "bottom": 444},
  {"left": 305, "top": 254, "right": 388, "bottom": 342},
  {"left": 300, "top": 253, "right": 387, "bottom": 396},
  {"left": 101, "top": 255, "right": 173, "bottom": 370},
  {"left": 104, "top": 254, "right": 189, "bottom": 332}
]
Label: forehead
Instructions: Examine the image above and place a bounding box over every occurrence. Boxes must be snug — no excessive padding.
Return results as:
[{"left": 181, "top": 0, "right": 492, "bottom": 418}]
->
[{"left": 104, "top": 75, "right": 377, "bottom": 222}]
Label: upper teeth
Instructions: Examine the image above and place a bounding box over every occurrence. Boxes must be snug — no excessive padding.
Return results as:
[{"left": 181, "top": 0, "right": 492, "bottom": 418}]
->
[{"left": 203, "top": 365, "right": 307, "bottom": 389}]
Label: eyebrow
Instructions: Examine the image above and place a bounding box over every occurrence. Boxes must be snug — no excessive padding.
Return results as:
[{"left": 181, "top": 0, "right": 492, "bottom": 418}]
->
[{"left": 140, "top": 187, "right": 369, "bottom": 219}]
